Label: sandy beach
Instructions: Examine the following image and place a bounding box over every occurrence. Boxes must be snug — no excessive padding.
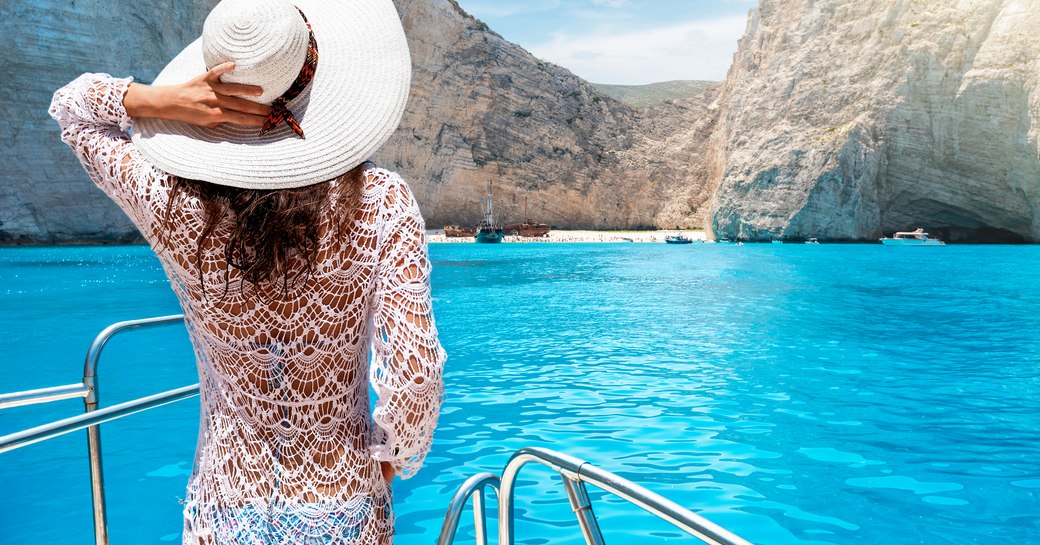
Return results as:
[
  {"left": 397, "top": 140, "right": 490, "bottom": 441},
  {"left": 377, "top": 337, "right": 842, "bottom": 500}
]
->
[{"left": 427, "top": 229, "right": 706, "bottom": 243}]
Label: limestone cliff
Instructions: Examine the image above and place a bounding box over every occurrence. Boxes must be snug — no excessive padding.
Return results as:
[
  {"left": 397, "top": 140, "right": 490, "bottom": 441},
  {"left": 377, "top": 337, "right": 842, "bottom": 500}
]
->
[
  {"left": 378, "top": 0, "right": 716, "bottom": 230},
  {"left": 16, "top": 0, "right": 1031, "bottom": 243},
  {"left": 0, "top": 0, "right": 218, "bottom": 242},
  {"left": 708, "top": 0, "right": 1040, "bottom": 242},
  {"left": 1, "top": 0, "right": 716, "bottom": 242}
]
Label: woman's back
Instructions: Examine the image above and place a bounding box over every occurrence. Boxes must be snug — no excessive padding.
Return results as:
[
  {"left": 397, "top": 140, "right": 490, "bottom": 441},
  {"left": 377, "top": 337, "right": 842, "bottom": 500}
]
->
[
  {"left": 153, "top": 169, "right": 441, "bottom": 543},
  {"left": 50, "top": 0, "right": 442, "bottom": 539},
  {"left": 50, "top": 73, "right": 444, "bottom": 543}
]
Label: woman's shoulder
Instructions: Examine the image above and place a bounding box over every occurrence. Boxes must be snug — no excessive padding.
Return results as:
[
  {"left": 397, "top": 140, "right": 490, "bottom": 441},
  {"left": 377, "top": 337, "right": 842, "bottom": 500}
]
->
[
  {"left": 363, "top": 167, "right": 420, "bottom": 216},
  {"left": 364, "top": 167, "right": 411, "bottom": 193}
]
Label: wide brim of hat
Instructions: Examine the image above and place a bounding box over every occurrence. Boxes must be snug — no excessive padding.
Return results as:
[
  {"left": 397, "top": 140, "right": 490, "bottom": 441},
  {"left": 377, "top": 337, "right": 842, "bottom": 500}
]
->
[{"left": 131, "top": 0, "right": 411, "bottom": 190}]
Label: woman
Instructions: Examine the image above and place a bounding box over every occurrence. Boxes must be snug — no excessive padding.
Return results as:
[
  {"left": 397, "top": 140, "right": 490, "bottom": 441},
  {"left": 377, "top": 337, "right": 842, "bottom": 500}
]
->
[{"left": 49, "top": 0, "right": 445, "bottom": 543}]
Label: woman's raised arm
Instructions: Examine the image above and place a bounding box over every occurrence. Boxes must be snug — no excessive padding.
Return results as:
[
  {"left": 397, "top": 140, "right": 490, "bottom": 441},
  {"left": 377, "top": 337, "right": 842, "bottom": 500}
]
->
[
  {"left": 48, "top": 64, "right": 269, "bottom": 238},
  {"left": 50, "top": 72, "right": 169, "bottom": 237},
  {"left": 123, "top": 62, "right": 270, "bottom": 128}
]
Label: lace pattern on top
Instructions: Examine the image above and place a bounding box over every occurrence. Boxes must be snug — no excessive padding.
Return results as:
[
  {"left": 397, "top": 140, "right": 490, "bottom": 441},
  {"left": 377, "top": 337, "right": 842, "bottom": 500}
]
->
[{"left": 50, "top": 73, "right": 447, "bottom": 545}]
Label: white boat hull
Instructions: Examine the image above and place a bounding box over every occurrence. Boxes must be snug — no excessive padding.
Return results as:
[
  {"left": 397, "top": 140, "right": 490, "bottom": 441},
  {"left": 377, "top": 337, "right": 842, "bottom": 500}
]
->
[{"left": 880, "top": 238, "right": 945, "bottom": 246}]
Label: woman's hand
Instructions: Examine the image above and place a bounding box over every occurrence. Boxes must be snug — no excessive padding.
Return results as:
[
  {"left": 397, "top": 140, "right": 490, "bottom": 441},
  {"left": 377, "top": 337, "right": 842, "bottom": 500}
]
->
[
  {"left": 124, "top": 62, "right": 271, "bottom": 128},
  {"left": 380, "top": 461, "right": 396, "bottom": 485}
]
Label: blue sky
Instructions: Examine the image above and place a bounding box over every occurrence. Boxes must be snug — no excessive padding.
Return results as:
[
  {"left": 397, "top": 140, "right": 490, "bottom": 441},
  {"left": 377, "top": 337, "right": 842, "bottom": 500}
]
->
[{"left": 458, "top": 0, "right": 757, "bottom": 85}]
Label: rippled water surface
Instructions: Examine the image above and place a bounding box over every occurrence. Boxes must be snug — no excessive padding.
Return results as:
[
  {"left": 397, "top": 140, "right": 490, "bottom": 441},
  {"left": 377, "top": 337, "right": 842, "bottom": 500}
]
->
[{"left": 1, "top": 243, "right": 1038, "bottom": 545}]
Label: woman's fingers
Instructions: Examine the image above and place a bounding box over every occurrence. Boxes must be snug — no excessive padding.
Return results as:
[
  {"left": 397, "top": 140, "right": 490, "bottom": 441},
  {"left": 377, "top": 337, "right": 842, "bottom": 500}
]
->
[
  {"left": 205, "top": 62, "right": 237, "bottom": 82},
  {"left": 213, "top": 96, "right": 271, "bottom": 127},
  {"left": 204, "top": 63, "right": 264, "bottom": 98},
  {"left": 218, "top": 95, "right": 272, "bottom": 117},
  {"left": 212, "top": 81, "right": 264, "bottom": 98},
  {"left": 177, "top": 64, "right": 273, "bottom": 127}
]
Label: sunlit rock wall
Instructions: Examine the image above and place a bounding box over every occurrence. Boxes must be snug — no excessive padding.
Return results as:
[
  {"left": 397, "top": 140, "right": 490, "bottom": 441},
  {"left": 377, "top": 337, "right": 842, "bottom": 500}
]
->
[
  {"left": 0, "top": 0, "right": 218, "bottom": 242},
  {"left": 708, "top": 0, "right": 1040, "bottom": 242},
  {"left": 380, "top": 0, "right": 717, "bottom": 230},
  {"left": 1, "top": 0, "right": 717, "bottom": 242},
  {"left": 7, "top": 0, "right": 1037, "bottom": 242}
]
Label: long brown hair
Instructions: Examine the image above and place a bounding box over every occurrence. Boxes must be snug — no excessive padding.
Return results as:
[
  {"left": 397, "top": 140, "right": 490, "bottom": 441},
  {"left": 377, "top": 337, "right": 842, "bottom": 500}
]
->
[{"left": 163, "top": 162, "right": 372, "bottom": 299}]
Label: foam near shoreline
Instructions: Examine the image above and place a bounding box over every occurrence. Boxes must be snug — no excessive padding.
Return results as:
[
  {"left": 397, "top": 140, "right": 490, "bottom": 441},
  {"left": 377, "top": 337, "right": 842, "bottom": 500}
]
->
[{"left": 427, "top": 230, "right": 706, "bottom": 243}]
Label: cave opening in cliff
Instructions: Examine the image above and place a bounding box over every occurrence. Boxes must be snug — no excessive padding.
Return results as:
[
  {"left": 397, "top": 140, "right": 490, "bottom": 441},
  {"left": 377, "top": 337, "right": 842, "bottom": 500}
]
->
[{"left": 934, "top": 225, "right": 1028, "bottom": 244}]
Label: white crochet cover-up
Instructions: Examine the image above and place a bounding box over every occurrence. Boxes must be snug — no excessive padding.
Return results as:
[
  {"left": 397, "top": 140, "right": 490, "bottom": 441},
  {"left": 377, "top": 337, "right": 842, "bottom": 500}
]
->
[{"left": 50, "top": 74, "right": 447, "bottom": 545}]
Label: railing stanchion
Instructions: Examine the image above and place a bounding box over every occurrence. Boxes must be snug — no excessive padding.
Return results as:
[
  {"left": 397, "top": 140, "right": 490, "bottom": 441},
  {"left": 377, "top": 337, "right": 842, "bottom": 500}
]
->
[
  {"left": 562, "top": 475, "right": 606, "bottom": 545},
  {"left": 84, "top": 371, "right": 108, "bottom": 545},
  {"left": 86, "top": 419, "right": 108, "bottom": 545},
  {"left": 472, "top": 483, "right": 489, "bottom": 545},
  {"left": 437, "top": 472, "right": 500, "bottom": 545},
  {"left": 79, "top": 315, "right": 185, "bottom": 545}
]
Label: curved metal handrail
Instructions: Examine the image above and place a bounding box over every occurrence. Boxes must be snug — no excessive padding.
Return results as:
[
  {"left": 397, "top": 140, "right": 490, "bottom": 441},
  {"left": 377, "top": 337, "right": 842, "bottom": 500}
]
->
[
  {"left": 440, "top": 447, "right": 753, "bottom": 545},
  {"left": 437, "top": 472, "right": 501, "bottom": 545},
  {"left": 81, "top": 314, "right": 187, "bottom": 545},
  {"left": 82, "top": 314, "right": 186, "bottom": 407},
  {"left": 0, "top": 314, "right": 186, "bottom": 411},
  {"left": 0, "top": 314, "right": 189, "bottom": 545},
  {"left": 4, "top": 316, "right": 754, "bottom": 545},
  {"left": 0, "top": 384, "right": 199, "bottom": 454},
  {"left": 498, "top": 447, "right": 753, "bottom": 545}
]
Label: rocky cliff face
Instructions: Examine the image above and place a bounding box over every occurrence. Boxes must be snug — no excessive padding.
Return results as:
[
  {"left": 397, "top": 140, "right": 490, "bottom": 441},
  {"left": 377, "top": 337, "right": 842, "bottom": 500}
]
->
[
  {"left": 378, "top": 0, "right": 717, "bottom": 229},
  {"left": 11, "top": 0, "right": 1032, "bottom": 243},
  {"left": 1, "top": 0, "right": 716, "bottom": 242},
  {"left": 708, "top": 0, "right": 1040, "bottom": 242},
  {"left": 0, "top": 0, "right": 218, "bottom": 242}
]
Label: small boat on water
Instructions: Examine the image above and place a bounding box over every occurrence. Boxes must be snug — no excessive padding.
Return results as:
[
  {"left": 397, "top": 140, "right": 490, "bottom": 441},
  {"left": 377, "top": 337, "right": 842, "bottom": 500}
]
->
[
  {"left": 880, "top": 228, "right": 945, "bottom": 246},
  {"left": 475, "top": 181, "right": 504, "bottom": 244},
  {"left": 476, "top": 229, "right": 503, "bottom": 244},
  {"left": 665, "top": 231, "right": 695, "bottom": 244},
  {"left": 805, "top": 238, "right": 820, "bottom": 244}
]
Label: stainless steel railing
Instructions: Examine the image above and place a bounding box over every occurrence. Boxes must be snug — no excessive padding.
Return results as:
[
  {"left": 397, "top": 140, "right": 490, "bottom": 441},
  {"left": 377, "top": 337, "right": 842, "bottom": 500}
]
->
[
  {"left": 438, "top": 447, "right": 753, "bottom": 545},
  {"left": 3, "top": 316, "right": 753, "bottom": 545},
  {"left": 437, "top": 472, "right": 501, "bottom": 545},
  {"left": 0, "top": 315, "right": 192, "bottom": 545}
]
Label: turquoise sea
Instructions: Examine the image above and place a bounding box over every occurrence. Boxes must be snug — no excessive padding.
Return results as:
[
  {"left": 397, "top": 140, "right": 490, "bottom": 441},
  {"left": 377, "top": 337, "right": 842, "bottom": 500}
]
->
[{"left": 1, "top": 243, "right": 1038, "bottom": 545}]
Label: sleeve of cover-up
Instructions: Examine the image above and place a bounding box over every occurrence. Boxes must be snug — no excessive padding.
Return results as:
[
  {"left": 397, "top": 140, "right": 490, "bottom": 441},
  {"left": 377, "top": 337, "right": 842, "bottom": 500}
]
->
[
  {"left": 49, "top": 73, "right": 169, "bottom": 239},
  {"left": 368, "top": 174, "right": 447, "bottom": 479}
]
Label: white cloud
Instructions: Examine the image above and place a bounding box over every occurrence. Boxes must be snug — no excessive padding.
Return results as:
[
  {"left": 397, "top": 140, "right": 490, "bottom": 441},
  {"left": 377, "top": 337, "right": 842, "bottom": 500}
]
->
[{"left": 527, "top": 15, "right": 749, "bottom": 85}]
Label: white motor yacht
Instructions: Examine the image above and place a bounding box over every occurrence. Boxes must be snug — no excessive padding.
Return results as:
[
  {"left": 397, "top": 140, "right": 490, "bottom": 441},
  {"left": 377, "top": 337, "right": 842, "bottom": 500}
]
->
[{"left": 880, "top": 228, "right": 945, "bottom": 246}]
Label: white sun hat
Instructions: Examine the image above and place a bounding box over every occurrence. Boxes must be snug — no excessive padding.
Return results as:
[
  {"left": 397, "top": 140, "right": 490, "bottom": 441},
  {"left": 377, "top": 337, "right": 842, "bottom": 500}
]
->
[{"left": 131, "top": 0, "right": 411, "bottom": 190}]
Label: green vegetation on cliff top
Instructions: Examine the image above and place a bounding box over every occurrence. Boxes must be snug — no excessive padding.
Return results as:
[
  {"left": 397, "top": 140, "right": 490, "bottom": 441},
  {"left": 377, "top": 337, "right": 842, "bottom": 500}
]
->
[{"left": 593, "top": 80, "right": 717, "bottom": 108}]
